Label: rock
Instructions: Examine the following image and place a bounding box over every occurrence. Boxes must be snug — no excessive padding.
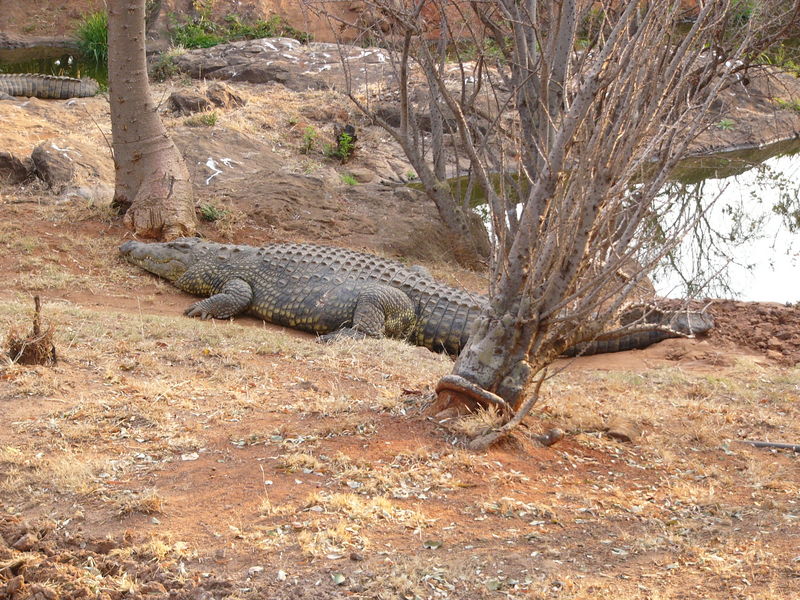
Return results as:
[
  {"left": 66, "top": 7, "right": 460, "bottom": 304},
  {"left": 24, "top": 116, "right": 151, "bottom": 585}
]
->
[
  {"left": 0, "top": 151, "right": 33, "bottom": 184},
  {"left": 3, "top": 576, "right": 24, "bottom": 597},
  {"left": 347, "top": 168, "right": 374, "bottom": 183},
  {"left": 31, "top": 142, "right": 75, "bottom": 190},
  {"left": 58, "top": 184, "right": 115, "bottom": 205},
  {"left": 605, "top": 416, "right": 640, "bottom": 444},
  {"left": 206, "top": 82, "right": 245, "bottom": 109},
  {"left": 538, "top": 428, "right": 565, "bottom": 447},
  {"left": 139, "top": 581, "right": 168, "bottom": 595},
  {"left": 169, "top": 91, "right": 212, "bottom": 115},
  {"left": 28, "top": 585, "right": 58, "bottom": 600},
  {"left": 173, "top": 38, "right": 394, "bottom": 92},
  {"left": 12, "top": 531, "right": 38, "bottom": 551},
  {"left": 767, "top": 336, "right": 784, "bottom": 351},
  {"left": 766, "top": 349, "right": 784, "bottom": 361}
]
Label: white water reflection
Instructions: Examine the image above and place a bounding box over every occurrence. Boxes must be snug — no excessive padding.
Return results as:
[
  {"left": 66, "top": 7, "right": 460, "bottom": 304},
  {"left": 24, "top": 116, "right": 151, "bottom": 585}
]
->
[{"left": 655, "top": 144, "right": 800, "bottom": 303}]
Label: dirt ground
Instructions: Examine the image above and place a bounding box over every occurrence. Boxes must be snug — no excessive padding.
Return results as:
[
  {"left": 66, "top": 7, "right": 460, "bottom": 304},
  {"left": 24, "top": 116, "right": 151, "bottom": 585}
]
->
[{"left": 1, "top": 8, "right": 800, "bottom": 600}]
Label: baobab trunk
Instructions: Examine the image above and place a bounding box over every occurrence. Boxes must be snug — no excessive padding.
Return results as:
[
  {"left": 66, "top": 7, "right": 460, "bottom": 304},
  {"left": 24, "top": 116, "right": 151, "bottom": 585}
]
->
[{"left": 108, "top": 0, "right": 195, "bottom": 239}]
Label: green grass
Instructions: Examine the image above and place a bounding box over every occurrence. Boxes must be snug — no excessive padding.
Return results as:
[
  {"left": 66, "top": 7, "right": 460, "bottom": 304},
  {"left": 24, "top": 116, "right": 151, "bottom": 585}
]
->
[
  {"left": 170, "top": 12, "right": 311, "bottom": 50},
  {"left": 340, "top": 173, "right": 358, "bottom": 186},
  {"left": 717, "top": 118, "right": 735, "bottom": 130},
  {"left": 775, "top": 98, "right": 800, "bottom": 113},
  {"left": 199, "top": 202, "right": 227, "bottom": 221},
  {"left": 184, "top": 111, "right": 218, "bottom": 127},
  {"left": 74, "top": 11, "right": 108, "bottom": 65}
]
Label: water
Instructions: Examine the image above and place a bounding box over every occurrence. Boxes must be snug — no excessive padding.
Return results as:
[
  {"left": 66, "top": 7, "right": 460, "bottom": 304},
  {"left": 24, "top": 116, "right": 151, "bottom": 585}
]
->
[
  {"left": 658, "top": 141, "right": 800, "bottom": 303},
  {"left": 0, "top": 46, "right": 107, "bottom": 86}
]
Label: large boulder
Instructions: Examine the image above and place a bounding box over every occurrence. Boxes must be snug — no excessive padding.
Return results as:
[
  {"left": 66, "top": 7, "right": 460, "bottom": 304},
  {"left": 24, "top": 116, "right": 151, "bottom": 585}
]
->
[
  {"left": 172, "top": 37, "right": 394, "bottom": 92},
  {"left": 31, "top": 141, "right": 75, "bottom": 190}
]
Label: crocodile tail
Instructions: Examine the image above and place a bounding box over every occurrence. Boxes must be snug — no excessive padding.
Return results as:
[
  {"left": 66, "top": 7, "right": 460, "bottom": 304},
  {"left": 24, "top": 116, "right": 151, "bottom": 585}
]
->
[
  {"left": 562, "top": 328, "right": 679, "bottom": 357},
  {"left": 0, "top": 74, "right": 99, "bottom": 99}
]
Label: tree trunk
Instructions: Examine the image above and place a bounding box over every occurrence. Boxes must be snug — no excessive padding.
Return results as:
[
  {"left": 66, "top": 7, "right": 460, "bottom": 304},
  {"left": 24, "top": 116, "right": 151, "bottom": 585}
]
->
[{"left": 108, "top": 0, "right": 195, "bottom": 240}]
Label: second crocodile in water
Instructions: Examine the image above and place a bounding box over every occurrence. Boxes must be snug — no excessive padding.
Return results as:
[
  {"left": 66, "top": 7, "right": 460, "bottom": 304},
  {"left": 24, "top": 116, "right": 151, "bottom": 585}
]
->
[{"left": 120, "top": 238, "right": 713, "bottom": 356}]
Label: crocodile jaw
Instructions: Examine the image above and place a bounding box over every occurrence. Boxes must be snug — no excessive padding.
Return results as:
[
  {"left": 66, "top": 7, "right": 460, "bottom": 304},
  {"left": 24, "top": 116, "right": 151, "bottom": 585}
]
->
[{"left": 119, "top": 238, "right": 201, "bottom": 282}]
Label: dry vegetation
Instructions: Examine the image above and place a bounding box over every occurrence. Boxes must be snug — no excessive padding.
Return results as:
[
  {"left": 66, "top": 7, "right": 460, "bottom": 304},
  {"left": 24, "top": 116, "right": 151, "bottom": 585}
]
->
[
  {"left": 0, "top": 219, "right": 798, "bottom": 598},
  {"left": 0, "top": 46, "right": 798, "bottom": 598}
]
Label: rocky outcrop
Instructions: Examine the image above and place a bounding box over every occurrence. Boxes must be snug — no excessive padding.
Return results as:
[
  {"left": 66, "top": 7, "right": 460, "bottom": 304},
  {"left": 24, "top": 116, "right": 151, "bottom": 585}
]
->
[{"left": 172, "top": 37, "right": 393, "bottom": 91}]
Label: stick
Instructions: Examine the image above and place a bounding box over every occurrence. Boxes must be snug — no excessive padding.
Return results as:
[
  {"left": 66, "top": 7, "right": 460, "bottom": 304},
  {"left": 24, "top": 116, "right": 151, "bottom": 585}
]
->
[{"left": 736, "top": 440, "right": 800, "bottom": 452}]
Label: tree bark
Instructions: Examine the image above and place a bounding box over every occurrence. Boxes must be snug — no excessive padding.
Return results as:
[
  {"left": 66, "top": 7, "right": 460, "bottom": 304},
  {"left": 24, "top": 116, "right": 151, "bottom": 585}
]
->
[{"left": 108, "top": 0, "right": 195, "bottom": 240}]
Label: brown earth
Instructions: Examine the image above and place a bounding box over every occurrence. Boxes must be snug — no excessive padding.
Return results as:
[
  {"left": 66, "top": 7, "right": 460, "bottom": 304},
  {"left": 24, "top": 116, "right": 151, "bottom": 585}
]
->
[{"left": 1, "top": 6, "right": 800, "bottom": 600}]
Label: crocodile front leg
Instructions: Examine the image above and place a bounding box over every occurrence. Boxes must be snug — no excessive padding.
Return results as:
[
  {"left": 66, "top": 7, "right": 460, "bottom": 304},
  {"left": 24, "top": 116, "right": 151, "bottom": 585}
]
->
[
  {"left": 184, "top": 278, "right": 253, "bottom": 319},
  {"left": 319, "top": 283, "right": 416, "bottom": 342}
]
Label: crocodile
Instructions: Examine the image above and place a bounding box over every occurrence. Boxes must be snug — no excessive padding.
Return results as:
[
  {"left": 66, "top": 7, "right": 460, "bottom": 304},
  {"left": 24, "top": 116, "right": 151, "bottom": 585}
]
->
[
  {"left": 119, "top": 238, "right": 714, "bottom": 356},
  {"left": 0, "top": 74, "right": 99, "bottom": 99}
]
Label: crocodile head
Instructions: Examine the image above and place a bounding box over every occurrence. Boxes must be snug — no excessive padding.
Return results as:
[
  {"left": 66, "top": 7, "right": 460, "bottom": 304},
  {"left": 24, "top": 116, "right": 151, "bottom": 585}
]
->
[{"left": 119, "top": 238, "right": 205, "bottom": 282}]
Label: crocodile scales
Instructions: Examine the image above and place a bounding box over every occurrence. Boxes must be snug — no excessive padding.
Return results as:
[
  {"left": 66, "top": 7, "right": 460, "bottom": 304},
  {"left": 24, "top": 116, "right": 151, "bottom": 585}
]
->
[
  {"left": 0, "top": 74, "right": 99, "bottom": 99},
  {"left": 120, "top": 238, "right": 713, "bottom": 355}
]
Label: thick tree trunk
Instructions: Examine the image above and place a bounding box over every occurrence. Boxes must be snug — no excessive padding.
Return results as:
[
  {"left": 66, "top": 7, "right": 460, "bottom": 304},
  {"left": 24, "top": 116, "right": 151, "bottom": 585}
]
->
[{"left": 108, "top": 0, "right": 195, "bottom": 239}]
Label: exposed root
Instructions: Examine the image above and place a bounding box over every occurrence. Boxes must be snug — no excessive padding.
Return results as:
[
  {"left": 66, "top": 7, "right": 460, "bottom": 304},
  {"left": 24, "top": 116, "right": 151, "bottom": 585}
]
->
[{"left": 6, "top": 296, "right": 57, "bottom": 366}]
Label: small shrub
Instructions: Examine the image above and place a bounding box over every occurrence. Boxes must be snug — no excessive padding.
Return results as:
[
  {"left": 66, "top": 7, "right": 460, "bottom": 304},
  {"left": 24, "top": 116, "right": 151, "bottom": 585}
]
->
[
  {"left": 150, "top": 51, "right": 182, "bottom": 82},
  {"left": 325, "top": 125, "right": 357, "bottom": 162},
  {"left": 199, "top": 203, "right": 228, "bottom": 221},
  {"left": 75, "top": 11, "right": 108, "bottom": 65},
  {"left": 169, "top": 11, "right": 312, "bottom": 50},
  {"left": 340, "top": 173, "right": 358, "bottom": 186},
  {"left": 716, "top": 118, "right": 735, "bottom": 130},
  {"left": 301, "top": 126, "right": 318, "bottom": 154},
  {"left": 184, "top": 111, "right": 218, "bottom": 127}
]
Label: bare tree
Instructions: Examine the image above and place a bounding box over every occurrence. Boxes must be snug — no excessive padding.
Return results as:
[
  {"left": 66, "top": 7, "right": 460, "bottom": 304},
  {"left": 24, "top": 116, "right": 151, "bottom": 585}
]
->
[
  {"left": 108, "top": 0, "right": 196, "bottom": 239},
  {"left": 316, "top": 0, "right": 799, "bottom": 439}
]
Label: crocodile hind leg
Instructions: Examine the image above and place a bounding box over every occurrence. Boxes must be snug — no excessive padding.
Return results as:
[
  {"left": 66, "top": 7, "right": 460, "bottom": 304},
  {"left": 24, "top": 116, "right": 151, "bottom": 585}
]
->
[
  {"left": 184, "top": 278, "right": 253, "bottom": 319},
  {"left": 320, "top": 284, "right": 417, "bottom": 342}
]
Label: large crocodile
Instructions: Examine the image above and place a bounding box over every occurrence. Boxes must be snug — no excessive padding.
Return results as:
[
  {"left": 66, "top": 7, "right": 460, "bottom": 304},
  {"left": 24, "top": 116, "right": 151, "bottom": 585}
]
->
[
  {"left": 120, "top": 238, "right": 713, "bottom": 356},
  {"left": 0, "top": 74, "right": 99, "bottom": 99}
]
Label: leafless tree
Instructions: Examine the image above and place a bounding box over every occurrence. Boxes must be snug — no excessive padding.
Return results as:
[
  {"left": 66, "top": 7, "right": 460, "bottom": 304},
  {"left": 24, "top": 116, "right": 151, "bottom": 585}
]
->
[
  {"left": 313, "top": 0, "right": 798, "bottom": 443},
  {"left": 108, "top": 0, "right": 196, "bottom": 239}
]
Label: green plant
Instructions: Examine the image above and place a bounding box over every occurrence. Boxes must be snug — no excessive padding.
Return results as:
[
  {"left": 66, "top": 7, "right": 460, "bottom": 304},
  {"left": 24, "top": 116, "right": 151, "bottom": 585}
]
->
[
  {"left": 169, "top": 10, "right": 312, "bottom": 50},
  {"left": 325, "top": 129, "right": 356, "bottom": 162},
  {"left": 730, "top": 0, "right": 756, "bottom": 27},
  {"left": 301, "top": 126, "right": 318, "bottom": 154},
  {"left": 184, "top": 111, "right": 218, "bottom": 127},
  {"left": 199, "top": 203, "right": 228, "bottom": 222},
  {"left": 75, "top": 11, "right": 108, "bottom": 65},
  {"left": 775, "top": 98, "right": 800, "bottom": 113},
  {"left": 150, "top": 51, "right": 181, "bottom": 82},
  {"left": 716, "top": 118, "right": 735, "bottom": 130},
  {"left": 340, "top": 173, "right": 358, "bottom": 186}
]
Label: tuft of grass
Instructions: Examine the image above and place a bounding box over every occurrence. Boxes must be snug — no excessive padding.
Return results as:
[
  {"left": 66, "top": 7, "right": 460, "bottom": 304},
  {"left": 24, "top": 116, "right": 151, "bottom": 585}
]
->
[
  {"left": 340, "top": 173, "right": 358, "bottom": 186},
  {"left": 717, "top": 118, "right": 735, "bottom": 130},
  {"left": 184, "top": 111, "right": 218, "bottom": 127},
  {"left": 300, "top": 126, "right": 317, "bottom": 154},
  {"left": 115, "top": 488, "right": 165, "bottom": 515},
  {"left": 776, "top": 98, "right": 800, "bottom": 113},
  {"left": 74, "top": 11, "right": 108, "bottom": 65}
]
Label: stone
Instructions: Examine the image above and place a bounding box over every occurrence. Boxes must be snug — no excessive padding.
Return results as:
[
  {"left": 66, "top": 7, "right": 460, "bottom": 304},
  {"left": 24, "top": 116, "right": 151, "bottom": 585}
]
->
[
  {"left": 31, "top": 142, "right": 75, "bottom": 190},
  {"left": 605, "top": 416, "right": 640, "bottom": 444},
  {"left": 0, "top": 151, "right": 32, "bottom": 184},
  {"left": 139, "top": 581, "right": 168, "bottom": 595},
  {"left": 169, "top": 91, "right": 212, "bottom": 115},
  {"left": 348, "top": 168, "right": 374, "bottom": 183},
  {"left": 12, "top": 531, "right": 38, "bottom": 551},
  {"left": 206, "top": 82, "right": 245, "bottom": 109}
]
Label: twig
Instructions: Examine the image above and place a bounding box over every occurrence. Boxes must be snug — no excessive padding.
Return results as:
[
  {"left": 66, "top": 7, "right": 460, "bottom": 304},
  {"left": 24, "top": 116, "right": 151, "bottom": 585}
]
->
[{"left": 736, "top": 440, "right": 800, "bottom": 452}]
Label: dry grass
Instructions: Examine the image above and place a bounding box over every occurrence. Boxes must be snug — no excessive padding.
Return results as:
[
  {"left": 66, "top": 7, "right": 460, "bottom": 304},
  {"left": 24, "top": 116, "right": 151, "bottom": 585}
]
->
[{"left": 0, "top": 263, "right": 799, "bottom": 598}]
